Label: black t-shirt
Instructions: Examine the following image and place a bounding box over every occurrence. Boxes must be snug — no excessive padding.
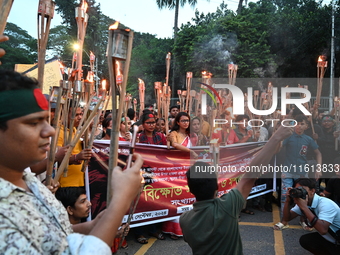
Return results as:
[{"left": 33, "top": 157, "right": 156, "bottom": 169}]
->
[{"left": 325, "top": 176, "right": 340, "bottom": 206}]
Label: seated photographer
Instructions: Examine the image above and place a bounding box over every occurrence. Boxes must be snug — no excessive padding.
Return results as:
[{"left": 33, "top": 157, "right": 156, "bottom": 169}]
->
[{"left": 280, "top": 178, "right": 340, "bottom": 255}]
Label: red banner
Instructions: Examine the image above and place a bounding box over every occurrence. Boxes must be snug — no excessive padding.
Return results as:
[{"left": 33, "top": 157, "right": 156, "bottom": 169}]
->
[{"left": 88, "top": 141, "right": 270, "bottom": 227}]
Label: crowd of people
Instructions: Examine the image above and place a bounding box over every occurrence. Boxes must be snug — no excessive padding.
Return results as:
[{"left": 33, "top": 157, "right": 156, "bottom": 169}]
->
[{"left": 1, "top": 60, "right": 340, "bottom": 253}]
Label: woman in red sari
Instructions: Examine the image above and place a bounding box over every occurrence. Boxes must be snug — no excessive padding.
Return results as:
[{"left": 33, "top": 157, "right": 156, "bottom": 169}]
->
[
  {"left": 168, "top": 112, "right": 198, "bottom": 158},
  {"left": 162, "top": 112, "right": 197, "bottom": 239}
]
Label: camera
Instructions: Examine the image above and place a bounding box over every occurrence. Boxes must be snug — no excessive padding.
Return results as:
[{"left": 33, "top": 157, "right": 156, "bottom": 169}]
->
[{"left": 289, "top": 187, "right": 307, "bottom": 199}]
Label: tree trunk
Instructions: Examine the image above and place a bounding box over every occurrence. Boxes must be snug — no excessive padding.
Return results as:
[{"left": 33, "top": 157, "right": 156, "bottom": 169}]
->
[
  {"left": 172, "top": 0, "right": 180, "bottom": 98},
  {"left": 237, "top": 0, "right": 243, "bottom": 14}
]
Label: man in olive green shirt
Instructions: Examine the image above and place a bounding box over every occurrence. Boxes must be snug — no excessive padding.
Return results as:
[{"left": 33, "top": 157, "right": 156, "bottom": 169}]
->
[{"left": 180, "top": 126, "right": 293, "bottom": 255}]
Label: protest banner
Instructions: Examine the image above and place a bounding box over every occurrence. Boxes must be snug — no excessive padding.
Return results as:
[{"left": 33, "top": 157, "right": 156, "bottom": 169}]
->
[{"left": 88, "top": 141, "right": 273, "bottom": 227}]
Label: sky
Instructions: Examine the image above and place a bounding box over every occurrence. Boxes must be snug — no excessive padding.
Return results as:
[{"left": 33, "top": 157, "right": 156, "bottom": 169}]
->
[{"left": 7, "top": 0, "right": 241, "bottom": 39}]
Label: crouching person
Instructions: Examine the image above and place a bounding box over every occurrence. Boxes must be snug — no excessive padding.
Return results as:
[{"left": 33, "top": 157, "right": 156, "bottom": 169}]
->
[
  {"left": 282, "top": 178, "right": 340, "bottom": 254},
  {"left": 180, "top": 125, "right": 294, "bottom": 255}
]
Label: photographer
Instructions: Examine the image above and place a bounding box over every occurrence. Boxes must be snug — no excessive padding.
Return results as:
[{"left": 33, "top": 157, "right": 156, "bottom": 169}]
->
[{"left": 281, "top": 178, "right": 340, "bottom": 254}]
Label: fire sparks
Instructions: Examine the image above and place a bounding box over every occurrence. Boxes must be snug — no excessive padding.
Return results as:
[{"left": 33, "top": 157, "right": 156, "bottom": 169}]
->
[{"left": 109, "top": 21, "right": 119, "bottom": 30}]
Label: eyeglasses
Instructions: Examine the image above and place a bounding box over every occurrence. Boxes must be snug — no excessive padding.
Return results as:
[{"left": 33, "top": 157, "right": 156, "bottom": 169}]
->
[
  {"left": 145, "top": 121, "right": 156, "bottom": 125},
  {"left": 180, "top": 119, "right": 190, "bottom": 123}
]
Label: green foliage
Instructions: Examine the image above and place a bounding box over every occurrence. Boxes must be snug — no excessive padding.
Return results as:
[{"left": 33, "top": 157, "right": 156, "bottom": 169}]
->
[
  {"left": 1, "top": 23, "right": 37, "bottom": 70},
  {"left": 128, "top": 33, "right": 174, "bottom": 103},
  {"left": 3, "top": 0, "right": 340, "bottom": 96}
]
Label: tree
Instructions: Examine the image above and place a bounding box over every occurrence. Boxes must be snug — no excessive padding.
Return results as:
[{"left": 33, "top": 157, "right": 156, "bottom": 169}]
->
[
  {"left": 156, "top": 0, "right": 200, "bottom": 39},
  {"left": 128, "top": 32, "right": 174, "bottom": 103},
  {"left": 0, "top": 22, "right": 37, "bottom": 70}
]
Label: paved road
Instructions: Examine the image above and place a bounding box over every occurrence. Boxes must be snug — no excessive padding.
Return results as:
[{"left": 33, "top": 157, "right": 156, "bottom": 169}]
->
[{"left": 116, "top": 204, "right": 312, "bottom": 255}]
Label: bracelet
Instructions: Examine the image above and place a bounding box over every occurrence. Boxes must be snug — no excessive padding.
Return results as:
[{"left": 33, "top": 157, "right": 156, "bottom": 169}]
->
[{"left": 306, "top": 216, "right": 318, "bottom": 227}]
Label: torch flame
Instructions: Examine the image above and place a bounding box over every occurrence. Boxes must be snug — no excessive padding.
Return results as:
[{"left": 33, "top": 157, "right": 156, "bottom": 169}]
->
[
  {"left": 318, "top": 56, "right": 323, "bottom": 62},
  {"left": 116, "top": 61, "right": 122, "bottom": 75},
  {"left": 85, "top": 71, "right": 94, "bottom": 82},
  {"left": 109, "top": 21, "right": 119, "bottom": 30},
  {"left": 81, "top": 0, "right": 88, "bottom": 12},
  {"left": 101, "top": 79, "right": 106, "bottom": 90}
]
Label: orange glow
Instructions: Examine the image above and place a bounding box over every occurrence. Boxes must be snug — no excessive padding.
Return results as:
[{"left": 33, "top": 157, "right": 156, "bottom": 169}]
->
[
  {"left": 318, "top": 56, "right": 323, "bottom": 62},
  {"left": 81, "top": 0, "right": 88, "bottom": 12},
  {"left": 116, "top": 61, "right": 123, "bottom": 84},
  {"left": 109, "top": 21, "right": 119, "bottom": 30},
  {"left": 85, "top": 71, "right": 94, "bottom": 82},
  {"left": 101, "top": 80, "right": 106, "bottom": 90},
  {"left": 202, "top": 71, "right": 212, "bottom": 78},
  {"left": 116, "top": 61, "right": 122, "bottom": 75}
]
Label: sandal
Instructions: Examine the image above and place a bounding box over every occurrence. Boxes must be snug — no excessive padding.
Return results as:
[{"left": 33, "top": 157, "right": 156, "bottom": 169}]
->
[
  {"left": 273, "top": 222, "right": 289, "bottom": 230},
  {"left": 136, "top": 235, "right": 148, "bottom": 244},
  {"left": 149, "top": 232, "right": 165, "bottom": 240},
  {"left": 300, "top": 221, "right": 314, "bottom": 231},
  {"left": 241, "top": 209, "right": 254, "bottom": 215},
  {"left": 170, "top": 235, "right": 179, "bottom": 240}
]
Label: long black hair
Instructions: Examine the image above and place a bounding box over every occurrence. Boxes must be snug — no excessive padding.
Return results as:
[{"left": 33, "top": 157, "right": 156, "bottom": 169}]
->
[{"left": 171, "top": 112, "right": 191, "bottom": 134}]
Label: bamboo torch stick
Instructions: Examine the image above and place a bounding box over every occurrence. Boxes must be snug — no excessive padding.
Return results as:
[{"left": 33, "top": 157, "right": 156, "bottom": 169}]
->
[
  {"left": 185, "top": 72, "right": 192, "bottom": 112},
  {"left": 164, "top": 84, "right": 171, "bottom": 148},
  {"left": 53, "top": 97, "right": 103, "bottom": 182},
  {"left": 45, "top": 86, "right": 63, "bottom": 186},
  {"left": 138, "top": 78, "right": 145, "bottom": 114},
  {"left": 177, "top": 90, "right": 182, "bottom": 111},
  {"left": 165, "top": 52, "right": 171, "bottom": 88},
  {"left": 316, "top": 55, "right": 328, "bottom": 110},
  {"left": 254, "top": 90, "right": 259, "bottom": 110},
  {"left": 133, "top": 98, "right": 137, "bottom": 114},
  {"left": 188, "top": 90, "right": 195, "bottom": 116},
  {"left": 154, "top": 82, "right": 161, "bottom": 115},
  {"left": 81, "top": 95, "right": 104, "bottom": 172},
  {"left": 107, "top": 22, "right": 134, "bottom": 203},
  {"left": 37, "top": 0, "right": 55, "bottom": 90},
  {"left": 75, "top": 0, "right": 89, "bottom": 82},
  {"left": 335, "top": 97, "right": 339, "bottom": 151},
  {"left": 0, "top": 0, "right": 14, "bottom": 35}
]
